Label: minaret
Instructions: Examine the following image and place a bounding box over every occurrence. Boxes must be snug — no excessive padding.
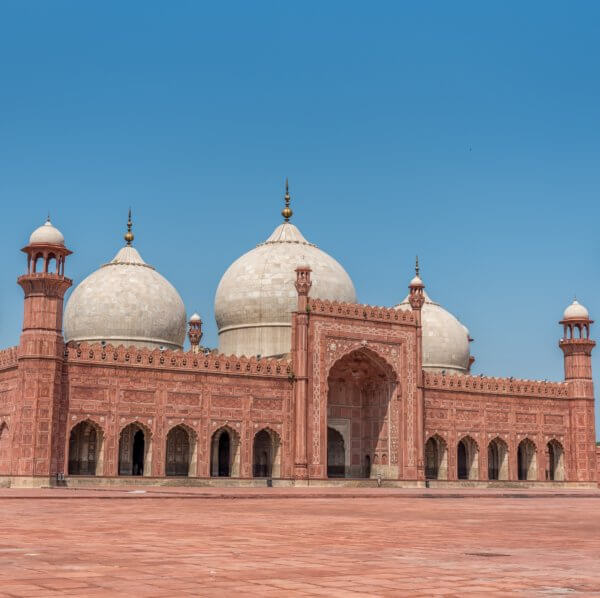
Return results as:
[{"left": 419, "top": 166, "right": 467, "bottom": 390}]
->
[
  {"left": 559, "top": 299, "right": 596, "bottom": 482},
  {"left": 15, "top": 218, "right": 72, "bottom": 481},
  {"left": 408, "top": 257, "right": 426, "bottom": 481}
]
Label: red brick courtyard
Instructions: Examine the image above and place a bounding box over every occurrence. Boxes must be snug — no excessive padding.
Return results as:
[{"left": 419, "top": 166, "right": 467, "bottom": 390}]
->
[{"left": 1, "top": 487, "right": 599, "bottom": 597}]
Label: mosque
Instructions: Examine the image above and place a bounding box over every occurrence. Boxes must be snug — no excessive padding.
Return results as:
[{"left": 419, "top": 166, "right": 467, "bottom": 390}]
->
[{"left": 0, "top": 185, "right": 598, "bottom": 487}]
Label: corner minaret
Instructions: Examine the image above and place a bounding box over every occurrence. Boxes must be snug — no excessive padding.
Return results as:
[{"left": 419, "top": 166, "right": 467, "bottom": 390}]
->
[
  {"left": 559, "top": 299, "right": 595, "bottom": 384},
  {"left": 559, "top": 298, "right": 596, "bottom": 483},
  {"left": 14, "top": 218, "right": 72, "bottom": 480}
]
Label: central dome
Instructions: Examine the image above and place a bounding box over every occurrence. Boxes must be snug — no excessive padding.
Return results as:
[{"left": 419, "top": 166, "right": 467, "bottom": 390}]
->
[
  {"left": 64, "top": 244, "right": 186, "bottom": 350},
  {"left": 215, "top": 220, "right": 356, "bottom": 357}
]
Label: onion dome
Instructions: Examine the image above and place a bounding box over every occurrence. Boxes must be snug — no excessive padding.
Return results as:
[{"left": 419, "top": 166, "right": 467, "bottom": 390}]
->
[
  {"left": 189, "top": 312, "right": 202, "bottom": 322},
  {"left": 29, "top": 218, "right": 65, "bottom": 245},
  {"left": 64, "top": 213, "right": 186, "bottom": 350},
  {"left": 396, "top": 290, "right": 471, "bottom": 374},
  {"left": 215, "top": 183, "right": 356, "bottom": 357},
  {"left": 563, "top": 299, "right": 589, "bottom": 321}
]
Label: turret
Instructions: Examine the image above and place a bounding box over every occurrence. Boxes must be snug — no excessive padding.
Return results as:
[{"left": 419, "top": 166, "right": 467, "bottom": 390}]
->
[
  {"left": 559, "top": 299, "right": 595, "bottom": 383},
  {"left": 18, "top": 218, "right": 72, "bottom": 353},
  {"left": 13, "top": 218, "right": 72, "bottom": 481},
  {"left": 188, "top": 313, "right": 203, "bottom": 353}
]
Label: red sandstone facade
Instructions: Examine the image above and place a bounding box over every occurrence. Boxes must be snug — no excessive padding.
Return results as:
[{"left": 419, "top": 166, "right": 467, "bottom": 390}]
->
[{"left": 0, "top": 239, "right": 597, "bottom": 487}]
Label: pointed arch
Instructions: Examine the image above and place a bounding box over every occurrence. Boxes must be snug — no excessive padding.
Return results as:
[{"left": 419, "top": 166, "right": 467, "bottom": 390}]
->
[
  {"left": 68, "top": 419, "right": 105, "bottom": 475},
  {"left": 327, "top": 346, "right": 398, "bottom": 479},
  {"left": 210, "top": 426, "right": 241, "bottom": 477},
  {"left": 487, "top": 437, "right": 508, "bottom": 481},
  {"left": 252, "top": 427, "right": 282, "bottom": 478},
  {"left": 118, "top": 421, "right": 152, "bottom": 476},
  {"left": 425, "top": 434, "right": 448, "bottom": 480},
  {"left": 0, "top": 421, "right": 10, "bottom": 474},
  {"left": 457, "top": 435, "right": 479, "bottom": 480},
  {"left": 166, "top": 424, "right": 197, "bottom": 477},
  {"left": 547, "top": 439, "right": 565, "bottom": 481},
  {"left": 518, "top": 438, "right": 537, "bottom": 481}
]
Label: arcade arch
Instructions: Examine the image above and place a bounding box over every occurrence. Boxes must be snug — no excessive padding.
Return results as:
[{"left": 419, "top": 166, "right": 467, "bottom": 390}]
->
[
  {"left": 252, "top": 428, "right": 281, "bottom": 478},
  {"left": 518, "top": 438, "right": 537, "bottom": 481},
  {"left": 68, "top": 420, "right": 104, "bottom": 475},
  {"left": 210, "top": 426, "right": 241, "bottom": 477},
  {"left": 118, "top": 422, "right": 152, "bottom": 476},
  {"left": 457, "top": 436, "right": 479, "bottom": 480},
  {"left": 165, "top": 425, "right": 197, "bottom": 477},
  {"left": 487, "top": 437, "right": 508, "bottom": 481},
  {"left": 424, "top": 434, "right": 448, "bottom": 480},
  {"left": 547, "top": 439, "right": 565, "bottom": 481}
]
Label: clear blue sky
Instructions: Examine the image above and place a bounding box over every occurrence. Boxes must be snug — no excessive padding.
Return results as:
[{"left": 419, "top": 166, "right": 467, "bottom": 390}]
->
[{"left": 1, "top": 2, "right": 599, "bottom": 436}]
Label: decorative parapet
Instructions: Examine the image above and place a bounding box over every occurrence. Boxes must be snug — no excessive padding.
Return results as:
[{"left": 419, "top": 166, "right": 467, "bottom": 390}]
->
[
  {"left": 307, "top": 298, "right": 416, "bottom": 324},
  {"left": 64, "top": 342, "right": 291, "bottom": 378},
  {"left": 423, "top": 372, "right": 569, "bottom": 399},
  {"left": 0, "top": 346, "right": 18, "bottom": 370}
]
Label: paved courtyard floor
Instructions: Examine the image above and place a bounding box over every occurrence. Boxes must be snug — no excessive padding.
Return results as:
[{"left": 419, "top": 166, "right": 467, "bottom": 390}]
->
[{"left": 0, "top": 487, "right": 599, "bottom": 597}]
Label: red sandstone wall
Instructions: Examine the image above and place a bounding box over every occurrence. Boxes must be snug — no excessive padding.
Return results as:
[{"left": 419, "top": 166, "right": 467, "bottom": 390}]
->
[
  {"left": 423, "top": 372, "right": 595, "bottom": 482},
  {"left": 63, "top": 344, "right": 293, "bottom": 478},
  {"left": 0, "top": 348, "right": 19, "bottom": 475}
]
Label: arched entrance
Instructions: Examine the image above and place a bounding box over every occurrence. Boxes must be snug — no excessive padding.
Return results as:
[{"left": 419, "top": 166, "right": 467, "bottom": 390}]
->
[
  {"left": 327, "top": 348, "right": 397, "bottom": 478},
  {"left": 547, "top": 440, "right": 565, "bottom": 481},
  {"left": 327, "top": 427, "right": 345, "bottom": 478},
  {"left": 252, "top": 429, "right": 281, "bottom": 478},
  {"left": 487, "top": 437, "right": 508, "bottom": 481},
  {"left": 68, "top": 421, "right": 103, "bottom": 475},
  {"left": 210, "top": 427, "right": 241, "bottom": 477},
  {"left": 0, "top": 422, "right": 10, "bottom": 474},
  {"left": 166, "top": 425, "right": 196, "bottom": 476},
  {"left": 518, "top": 438, "right": 537, "bottom": 481},
  {"left": 425, "top": 435, "right": 448, "bottom": 480},
  {"left": 457, "top": 436, "right": 479, "bottom": 480},
  {"left": 119, "top": 423, "right": 151, "bottom": 476}
]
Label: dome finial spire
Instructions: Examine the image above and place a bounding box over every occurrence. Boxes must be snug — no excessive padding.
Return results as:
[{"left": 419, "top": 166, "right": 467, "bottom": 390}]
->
[
  {"left": 281, "top": 178, "right": 293, "bottom": 222},
  {"left": 415, "top": 255, "right": 420, "bottom": 277},
  {"left": 124, "top": 208, "right": 134, "bottom": 246}
]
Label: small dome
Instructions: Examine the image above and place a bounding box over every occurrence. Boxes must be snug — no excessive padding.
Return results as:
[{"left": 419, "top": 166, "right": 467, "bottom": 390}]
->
[
  {"left": 215, "top": 221, "right": 356, "bottom": 357},
  {"left": 189, "top": 313, "right": 202, "bottom": 322},
  {"left": 64, "top": 245, "right": 186, "bottom": 350},
  {"left": 410, "top": 274, "right": 424, "bottom": 287},
  {"left": 563, "top": 299, "right": 589, "bottom": 321},
  {"left": 396, "top": 291, "right": 471, "bottom": 374},
  {"left": 29, "top": 219, "right": 64, "bottom": 245}
]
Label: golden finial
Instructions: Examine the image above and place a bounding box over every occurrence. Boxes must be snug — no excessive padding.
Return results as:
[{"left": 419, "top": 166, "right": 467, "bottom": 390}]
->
[
  {"left": 124, "top": 208, "right": 134, "bottom": 246},
  {"left": 415, "top": 255, "right": 420, "bottom": 277},
  {"left": 281, "top": 178, "right": 293, "bottom": 222}
]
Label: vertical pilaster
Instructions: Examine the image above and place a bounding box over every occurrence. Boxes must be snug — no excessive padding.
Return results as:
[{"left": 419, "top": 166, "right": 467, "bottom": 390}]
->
[{"left": 293, "top": 266, "right": 312, "bottom": 479}]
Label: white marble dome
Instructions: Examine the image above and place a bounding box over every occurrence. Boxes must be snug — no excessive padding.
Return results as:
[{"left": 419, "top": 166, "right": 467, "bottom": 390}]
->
[
  {"left": 563, "top": 299, "right": 589, "bottom": 321},
  {"left": 396, "top": 291, "right": 471, "bottom": 374},
  {"left": 64, "top": 244, "right": 186, "bottom": 350},
  {"left": 29, "top": 219, "right": 64, "bottom": 245},
  {"left": 215, "top": 221, "right": 356, "bottom": 357}
]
